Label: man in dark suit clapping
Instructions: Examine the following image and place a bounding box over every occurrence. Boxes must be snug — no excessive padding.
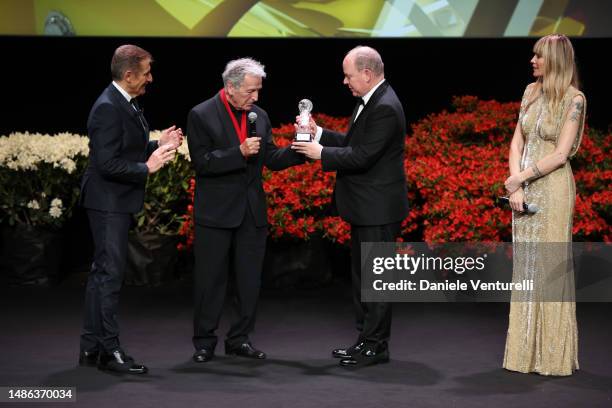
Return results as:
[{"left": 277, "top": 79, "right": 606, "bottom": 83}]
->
[
  {"left": 79, "top": 44, "right": 182, "bottom": 374},
  {"left": 292, "top": 46, "right": 409, "bottom": 367}
]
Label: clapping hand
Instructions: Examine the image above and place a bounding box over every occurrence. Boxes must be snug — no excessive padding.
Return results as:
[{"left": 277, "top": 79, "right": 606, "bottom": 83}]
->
[
  {"left": 146, "top": 143, "right": 176, "bottom": 174},
  {"left": 159, "top": 125, "right": 184, "bottom": 149}
]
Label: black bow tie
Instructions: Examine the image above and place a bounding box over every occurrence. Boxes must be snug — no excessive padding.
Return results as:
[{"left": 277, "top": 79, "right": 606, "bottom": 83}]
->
[{"left": 359, "top": 98, "right": 365, "bottom": 106}]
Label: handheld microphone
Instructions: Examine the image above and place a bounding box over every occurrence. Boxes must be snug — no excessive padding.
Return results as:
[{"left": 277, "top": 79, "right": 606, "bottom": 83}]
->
[
  {"left": 248, "top": 112, "right": 258, "bottom": 137},
  {"left": 498, "top": 196, "right": 539, "bottom": 214},
  {"left": 247, "top": 112, "right": 259, "bottom": 161}
]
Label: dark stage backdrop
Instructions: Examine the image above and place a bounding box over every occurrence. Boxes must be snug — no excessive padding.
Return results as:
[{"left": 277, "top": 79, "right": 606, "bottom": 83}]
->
[{"left": 1, "top": 36, "right": 611, "bottom": 135}]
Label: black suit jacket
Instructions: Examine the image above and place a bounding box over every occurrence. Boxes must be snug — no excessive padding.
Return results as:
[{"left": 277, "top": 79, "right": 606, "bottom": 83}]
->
[
  {"left": 320, "top": 81, "right": 409, "bottom": 226},
  {"left": 80, "top": 84, "right": 158, "bottom": 214},
  {"left": 187, "top": 92, "right": 303, "bottom": 228}
]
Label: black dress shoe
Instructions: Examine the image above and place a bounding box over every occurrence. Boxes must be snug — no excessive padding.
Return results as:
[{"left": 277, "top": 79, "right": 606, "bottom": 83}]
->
[
  {"left": 339, "top": 346, "right": 390, "bottom": 367},
  {"left": 332, "top": 341, "right": 365, "bottom": 359},
  {"left": 225, "top": 342, "right": 266, "bottom": 359},
  {"left": 78, "top": 350, "right": 99, "bottom": 367},
  {"left": 193, "top": 348, "right": 214, "bottom": 363},
  {"left": 98, "top": 350, "right": 148, "bottom": 374}
]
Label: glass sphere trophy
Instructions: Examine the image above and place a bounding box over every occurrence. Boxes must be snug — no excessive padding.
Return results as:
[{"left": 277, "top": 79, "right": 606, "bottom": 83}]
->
[{"left": 295, "top": 99, "right": 313, "bottom": 142}]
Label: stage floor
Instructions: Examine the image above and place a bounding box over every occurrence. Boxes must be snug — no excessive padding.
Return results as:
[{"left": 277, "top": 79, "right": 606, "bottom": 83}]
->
[{"left": 1, "top": 279, "right": 611, "bottom": 408}]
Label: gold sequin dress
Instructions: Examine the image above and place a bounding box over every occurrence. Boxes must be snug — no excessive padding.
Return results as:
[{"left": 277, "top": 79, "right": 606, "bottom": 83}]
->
[{"left": 503, "top": 84, "right": 586, "bottom": 376}]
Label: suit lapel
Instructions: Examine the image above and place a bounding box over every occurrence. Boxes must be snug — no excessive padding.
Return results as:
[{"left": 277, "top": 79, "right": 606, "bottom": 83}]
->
[
  {"left": 214, "top": 93, "right": 241, "bottom": 147},
  {"left": 107, "top": 84, "right": 148, "bottom": 140},
  {"left": 140, "top": 112, "right": 150, "bottom": 136},
  {"left": 343, "top": 102, "right": 362, "bottom": 145},
  {"left": 344, "top": 81, "right": 389, "bottom": 145},
  {"left": 214, "top": 93, "right": 261, "bottom": 182},
  {"left": 347, "top": 102, "right": 362, "bottom": 130},
  {"left": 215, "top": 93, "right": 259, "bottom": 182}
]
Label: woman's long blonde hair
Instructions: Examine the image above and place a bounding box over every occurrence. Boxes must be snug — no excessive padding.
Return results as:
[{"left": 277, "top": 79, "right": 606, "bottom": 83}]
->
[{"left": 527, "top": 34, "right": 579, "bottom": 114}]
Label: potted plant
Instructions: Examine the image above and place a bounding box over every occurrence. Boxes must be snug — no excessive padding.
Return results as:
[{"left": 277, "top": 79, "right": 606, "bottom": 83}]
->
[
  {"left": 125, "top": 131, "right": 194, "bottom": 286},
  {"left": 0, "top": 132, "right": 89, "bottom": 284}
]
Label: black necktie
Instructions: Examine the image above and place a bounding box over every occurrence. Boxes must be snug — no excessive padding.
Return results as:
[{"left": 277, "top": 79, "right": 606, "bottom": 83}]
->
[{"left": 130, "top": 98, "right": 147, "bottom": 131}]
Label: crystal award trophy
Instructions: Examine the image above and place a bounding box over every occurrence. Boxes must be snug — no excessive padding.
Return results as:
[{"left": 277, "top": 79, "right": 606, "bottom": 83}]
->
[{"left": 295, "top": 99, "right": 313, "bottom": 142}]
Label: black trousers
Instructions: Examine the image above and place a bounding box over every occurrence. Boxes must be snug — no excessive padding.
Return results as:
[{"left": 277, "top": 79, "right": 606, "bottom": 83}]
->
[
  {"left": 350, "top": 222, "right": 401, "bottom": 347},
  {"left": 193, "top": 208, "right": 267, "bottom": 350},
  {"left": 81, "top": 209, "right": 132, "bottom": 353}
]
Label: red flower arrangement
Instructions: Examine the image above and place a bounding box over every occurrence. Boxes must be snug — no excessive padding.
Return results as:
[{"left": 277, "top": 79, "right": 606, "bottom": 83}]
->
[
  {"left": 176, "top": 177, "right": 195, "bottom": 252},
  {"left": 177, "top": 97, "right": 610, "bottom": 250},
  {"left": 405, "top": 95, "right": 610, "bottom": 242},
  {"left": 265, "top": 114, "right": 351, "bottom": 244}
]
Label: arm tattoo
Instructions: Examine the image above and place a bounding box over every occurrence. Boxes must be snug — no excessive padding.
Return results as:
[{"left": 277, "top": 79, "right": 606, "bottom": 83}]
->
[{"left": 569, "top": 100, "right": 584, "bottom": 122}]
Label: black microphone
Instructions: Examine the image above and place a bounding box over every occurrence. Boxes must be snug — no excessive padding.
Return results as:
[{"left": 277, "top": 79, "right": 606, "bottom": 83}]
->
[
  {"left": 248, "top": 112, "right": 258, "bottom": 137},
  {"left": 498, "top": 196, "right": 539, "bottom": 214},
  {"left": 247, "top": 112, "right": 259, "bottom": 161}
]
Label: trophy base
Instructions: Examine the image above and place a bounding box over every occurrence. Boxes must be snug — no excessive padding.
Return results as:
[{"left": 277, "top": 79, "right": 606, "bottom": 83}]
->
[{"left": 295, "top": 133, "right": 312, "bottom": 142}]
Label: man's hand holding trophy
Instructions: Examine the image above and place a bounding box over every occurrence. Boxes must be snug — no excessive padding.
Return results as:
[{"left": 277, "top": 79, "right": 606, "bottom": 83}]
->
[{"left": 292, "top": 99, "right": 323, "bottom": 160}]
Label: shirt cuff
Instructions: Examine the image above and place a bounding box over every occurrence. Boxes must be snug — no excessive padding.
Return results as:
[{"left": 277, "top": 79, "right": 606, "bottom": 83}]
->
[{"left": 315, "top": 126, "right": 323, "bottom": 142}]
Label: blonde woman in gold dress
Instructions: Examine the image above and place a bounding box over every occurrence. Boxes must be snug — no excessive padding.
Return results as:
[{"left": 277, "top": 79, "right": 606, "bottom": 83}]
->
[{"left": 502, "top": 34, "right": 586, "bottom": 376}]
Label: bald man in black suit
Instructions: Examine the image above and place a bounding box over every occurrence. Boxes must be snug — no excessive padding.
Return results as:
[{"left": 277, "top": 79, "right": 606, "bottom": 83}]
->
[{"left": 293, "top": 46, "right": 409, "bottom": 367}]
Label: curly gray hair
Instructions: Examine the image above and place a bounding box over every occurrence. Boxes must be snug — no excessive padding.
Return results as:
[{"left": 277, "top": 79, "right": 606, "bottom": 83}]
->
[{"left": 222, "top": 58, "right": 266, "bottom": 88}]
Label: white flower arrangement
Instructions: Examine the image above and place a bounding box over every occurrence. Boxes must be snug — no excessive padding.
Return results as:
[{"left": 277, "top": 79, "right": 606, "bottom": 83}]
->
[
  {"left": 0, "top": 132, "right": 89, "bottom": 172},
  {"left": 0, "top": 132, "right": 89, "bottom": 229},
  {"left": 133, "top": 131, "right": 194, "bottom": 235},
  {"left": 0, "top": 131, "right": 193, "bottom": 233}
]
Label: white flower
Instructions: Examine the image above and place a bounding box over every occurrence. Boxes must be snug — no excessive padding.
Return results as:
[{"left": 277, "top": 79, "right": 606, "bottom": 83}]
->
[
  {"left": 177, "top": 141, "right": 191, "bottom": 162},
  {"left": 49, "top": 198, "right": 63, "bottom": 218},
  {"left": 149, "top": 130, "right": 162, "bottom": 142},
  {"left": 27, "top": 200, "right": 40, "bottom": 210},
  {"left": 60, "top": 158, "right": 76, "bottom": 174},
  {"left": 49, "top": 206, "right": 63, "bottom": 218},
  {"left": 50, "top": 198, "right": 63, "bottom": 208}
]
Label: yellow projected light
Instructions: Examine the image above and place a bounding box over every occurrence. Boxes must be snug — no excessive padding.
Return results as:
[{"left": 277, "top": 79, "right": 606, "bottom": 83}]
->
[
  {"left": 155, "top": 0, "right": 215, "bottom": 30},
  {"left": 0, "top": 0, "right": 600, "bottom": 37}
]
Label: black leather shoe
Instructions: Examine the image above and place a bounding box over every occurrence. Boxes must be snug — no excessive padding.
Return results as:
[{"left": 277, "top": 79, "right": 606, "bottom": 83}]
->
[
  {"left": 339, "top": 346, "right": 390, "bottom": 367},
  {"left": 225, "top": 342, "right": 266, "bottom": 359},
  {"left": 332, "top": 341, "right": 365, "bottom": 359},
  {"left": 193, "top": 348, "right": 214, "bottom": 363},
  {"left": 78, "top": 350, "right": 99, "bottom": 367},
  {"left": 98, "top": 350, "right": 148, "bottom": 374}
]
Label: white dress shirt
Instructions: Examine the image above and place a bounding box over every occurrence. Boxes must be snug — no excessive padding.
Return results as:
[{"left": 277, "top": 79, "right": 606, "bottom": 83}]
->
[{"left": 112, "top": 81, "right": 137, "bottom": 110}]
